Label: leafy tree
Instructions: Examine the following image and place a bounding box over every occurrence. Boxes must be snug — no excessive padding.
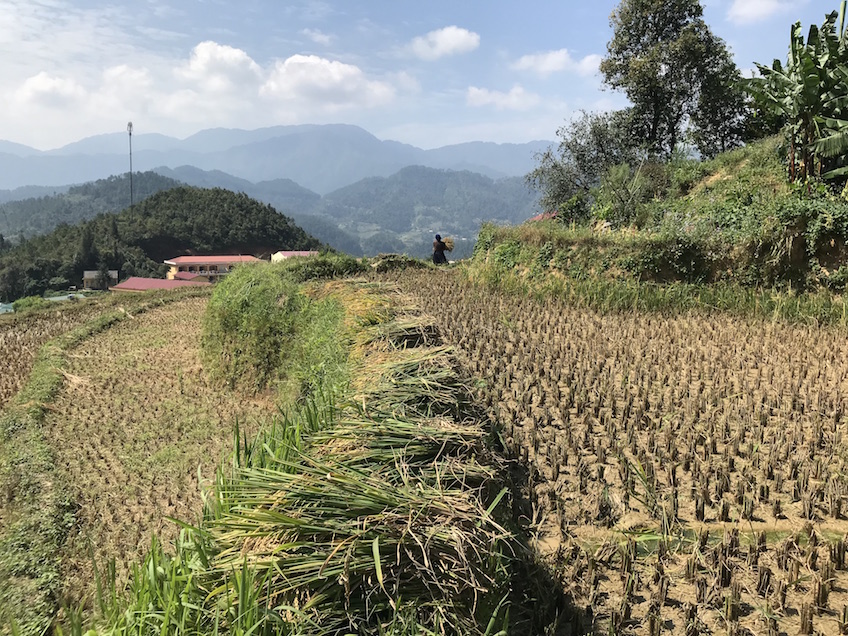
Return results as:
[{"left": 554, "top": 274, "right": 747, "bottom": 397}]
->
[
  {"left": 600, "top": 0, "right": 746, "bottom": 158},
  {"left": 526, "top": 110, "right": 641, "bottom": 217}
]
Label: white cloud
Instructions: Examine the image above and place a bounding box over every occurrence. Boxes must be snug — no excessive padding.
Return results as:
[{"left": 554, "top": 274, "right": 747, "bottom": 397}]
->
[
  {"left": 176, "top": 41, "right": 262, "bottom": 93},
  {"left": 261, "top": 55, "right": 395, "bottom": 110},
  {"left": 14, "top": 72, "right": 86, "bottom": 108},
  {"left": 410, "top": 26, "right": 480, "bottom": 61},
  {"left": 727, "top": 0, "right": 805, "bottom": 24},
  {"left": 301, "top": 28, "right": 334, "bottom": 46},
  {"left": 466, "top": 85, "right": 540, "bottom": 111},
  {"left": 511, "top": 49, "right": 601, "bottom": 77}
]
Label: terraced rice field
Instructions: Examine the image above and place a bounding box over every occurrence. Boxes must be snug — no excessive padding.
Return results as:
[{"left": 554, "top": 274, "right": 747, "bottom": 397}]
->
[
  {"left": 0, "top": 303, "right": 108, "bottom": 409},
  {"left": 46, "top": 297, "right": 273, "bottom": 601},
  {"left": 395, "top": 269, "right": 848, "bottom": 636}
]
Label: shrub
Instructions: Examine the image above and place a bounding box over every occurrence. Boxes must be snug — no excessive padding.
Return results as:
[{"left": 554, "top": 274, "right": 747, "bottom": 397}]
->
[
  {"left": 12, "top": 295, "right": 49, "bottom": 313},
  {"left": 203, "top": 263, "right": 305, "bottom": 391}
]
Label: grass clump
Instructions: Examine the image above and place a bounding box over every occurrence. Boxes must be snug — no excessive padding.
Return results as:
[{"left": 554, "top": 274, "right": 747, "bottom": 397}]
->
[
  {"left": 203, "top": 255, "right": 368, "bottom": 394},
  {"left": 11, "top": 296, "right": 50, "bottom": 313},
  {"left": 202, "top": 263, "right": 307, "bottom": 392}
]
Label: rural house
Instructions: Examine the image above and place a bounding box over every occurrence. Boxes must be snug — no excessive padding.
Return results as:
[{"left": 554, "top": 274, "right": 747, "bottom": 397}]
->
[
  {"left": 164, "top": 255, "right": 259, "bottom": 281},
  {"left": 82, "top": 270, "right": 119, "bottom": 290}
]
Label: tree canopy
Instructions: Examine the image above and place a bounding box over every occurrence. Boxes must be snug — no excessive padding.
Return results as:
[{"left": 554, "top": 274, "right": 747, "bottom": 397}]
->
[{"left": 600, "top": 0, "right": 747, "bottom": 159}]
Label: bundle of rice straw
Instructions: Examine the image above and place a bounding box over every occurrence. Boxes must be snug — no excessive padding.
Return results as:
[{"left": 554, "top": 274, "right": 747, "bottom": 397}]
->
[{"left": 443, "top": 237, "right": 455, "bottom": 252}]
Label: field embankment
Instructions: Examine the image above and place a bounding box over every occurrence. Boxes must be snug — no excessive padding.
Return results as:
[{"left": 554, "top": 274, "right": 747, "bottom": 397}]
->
[{"left": 390, "top": 267, "right": 848, "bottom": 635}]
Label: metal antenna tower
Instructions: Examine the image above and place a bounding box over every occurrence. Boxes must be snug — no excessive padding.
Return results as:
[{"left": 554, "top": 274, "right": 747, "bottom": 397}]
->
[{"left": 127, "top": 122, "right": 134, "bottom": 213}]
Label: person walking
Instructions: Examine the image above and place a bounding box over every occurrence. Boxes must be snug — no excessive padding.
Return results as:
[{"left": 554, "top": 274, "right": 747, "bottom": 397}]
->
[{"left": 432, "top": 234, "right": 448, "bottom": 265}]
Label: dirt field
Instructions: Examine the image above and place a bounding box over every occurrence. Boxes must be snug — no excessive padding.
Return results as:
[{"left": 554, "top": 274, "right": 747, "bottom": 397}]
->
[
  {"left": 47, "top": 297, "right": 275, "bottom": 602},
  {"left": 396, "top": 270, "right": 848, "bottom": 636}
]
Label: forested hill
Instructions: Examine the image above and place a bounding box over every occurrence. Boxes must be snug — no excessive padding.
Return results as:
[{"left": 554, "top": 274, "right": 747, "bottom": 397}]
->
[
  {"left": 0, "top": 172, "right": 181, "bottom": 241},
  {"left": 0, "top": 187, "right": 321, "bottom": 301},
  {"left": 311, "top": 166, "right": 539, "bottom": 258}
]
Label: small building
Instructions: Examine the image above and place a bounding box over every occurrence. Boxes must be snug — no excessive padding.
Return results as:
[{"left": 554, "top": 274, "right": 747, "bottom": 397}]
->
[
  {"left": 82, "top": 270, "right": 119, "bottom": 290},
  {"left": 271, "top": 250, "right": 320, "bottom": 262},
  {"left": 163, "top": 255, "right": 259, "bottom": 280},
  {"left": 110, "top": 277, "right": 211, "bottom": 292}
]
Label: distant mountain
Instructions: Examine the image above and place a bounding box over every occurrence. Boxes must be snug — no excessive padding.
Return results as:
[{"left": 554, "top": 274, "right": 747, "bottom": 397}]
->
[
  {"left": 316, "top": 165, "right": 539, "bottom": 258},
  {"left": 0, "top": 124, "right": 550, "bottom": 194},
  {"left": 0, "top": 184, "right": 72, "bottom": 205},
  {"left": 0, "top": 186, "right": 320, "bottom": 302}
]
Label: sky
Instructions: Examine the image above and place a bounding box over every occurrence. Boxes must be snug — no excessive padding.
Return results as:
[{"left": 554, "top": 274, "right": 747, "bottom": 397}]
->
[{"left": 0, "top": 0, "right": 832, "bottom": 150}]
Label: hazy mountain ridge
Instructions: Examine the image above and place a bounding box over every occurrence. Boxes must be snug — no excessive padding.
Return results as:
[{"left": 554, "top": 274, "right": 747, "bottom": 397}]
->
[
  {"left": 0, "top": 163, "right": 541, "bottom": 258},
  {"left": 0, "top": 124, "right": 550, "bottom": 194}
]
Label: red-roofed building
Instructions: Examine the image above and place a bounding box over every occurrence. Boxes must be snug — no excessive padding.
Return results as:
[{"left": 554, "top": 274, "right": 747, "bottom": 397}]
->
[
  {"left": 164, "top": 255, "right": 259, "bottom": 280},
  {"left": 110, "top": 277, "right": 211, "bottom": 292},
  {"left": 173, "top": 271, "right": 210, "bottom": 282},
  {"left": 528, "top": 212, "right": 557, "bottom": 223}
]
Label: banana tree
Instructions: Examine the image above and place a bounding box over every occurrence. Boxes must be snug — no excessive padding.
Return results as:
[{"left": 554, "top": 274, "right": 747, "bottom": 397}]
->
[{"left": 746, "top": 2, "right": 848, "bottom": 182}]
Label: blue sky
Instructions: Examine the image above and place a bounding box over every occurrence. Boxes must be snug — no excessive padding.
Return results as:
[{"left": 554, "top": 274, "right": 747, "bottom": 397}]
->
[{"left": 0, "top": 0, "right": 829, "bottom": 150}]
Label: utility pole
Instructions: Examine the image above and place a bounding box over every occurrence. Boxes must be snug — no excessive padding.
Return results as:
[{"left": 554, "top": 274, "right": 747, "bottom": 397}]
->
[{"left": 127, "top": 122, "right": 134, "bottom": 214}]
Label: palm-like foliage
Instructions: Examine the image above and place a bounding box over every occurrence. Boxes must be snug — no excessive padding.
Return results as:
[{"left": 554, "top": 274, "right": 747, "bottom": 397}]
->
[{"left": 747, "top": 2, "right": 848, "bottom": 181}]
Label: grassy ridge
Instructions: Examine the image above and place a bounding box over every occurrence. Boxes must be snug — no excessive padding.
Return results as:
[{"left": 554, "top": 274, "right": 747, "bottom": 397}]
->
[{"left": 471, "top": 217, "right": 848, "bottom": 328}]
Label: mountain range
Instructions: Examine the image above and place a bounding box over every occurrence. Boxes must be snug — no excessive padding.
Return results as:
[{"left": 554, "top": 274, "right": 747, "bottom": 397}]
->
[{"left": 0, "top": 124, "right": 550, "bottom": 195}]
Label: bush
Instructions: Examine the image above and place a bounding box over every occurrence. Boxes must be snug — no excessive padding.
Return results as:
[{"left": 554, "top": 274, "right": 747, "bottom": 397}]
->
[
  {"left": 281, "top": 253, "right": 367, "bottom": 282},
  {"left": 203, "top": 264, "right": 305, "bottom": 391},
  {"left": 12, "top": 295, "right": 49, "bottom": 313}
]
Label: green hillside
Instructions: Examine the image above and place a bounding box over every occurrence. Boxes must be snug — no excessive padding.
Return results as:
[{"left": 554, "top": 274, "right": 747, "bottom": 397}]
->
[
  {"left": 316, "top": 165, "right": 538, "bottom": 258},
  {"left": 0, "top": 172, "right": 181, "bottom": 240},
  {"left": 472, "top": 136, "right": 848, "bottom": 303},
  {"left": 0, "top": 187, "right": 322, "bottom": 302}
]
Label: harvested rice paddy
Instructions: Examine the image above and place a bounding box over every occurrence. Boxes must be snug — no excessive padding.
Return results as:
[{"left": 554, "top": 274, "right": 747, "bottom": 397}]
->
[
  {"left": 46, "top": 297, "right": 273, "bottom": 601},
  {"left": 393, "top": 268, "right": 848, "bottom": 636}
]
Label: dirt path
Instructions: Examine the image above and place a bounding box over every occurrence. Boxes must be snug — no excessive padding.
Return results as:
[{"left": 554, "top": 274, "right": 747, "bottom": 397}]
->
[{"left": 47, "top": 297, "right": 275, "bottom": 602}]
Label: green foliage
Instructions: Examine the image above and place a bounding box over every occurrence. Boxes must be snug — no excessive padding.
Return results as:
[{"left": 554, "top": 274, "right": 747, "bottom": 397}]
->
[
  {"left": 747, "top": 3, "right": 848, "bottom": 181},
  {"left": 593, "top": 163, "right": 653, "bottom": 228},
  {"left": 281, "top": 252, "right": 367, "bottom": 282},
  {"left": 203, "top": 264, "right": 306, "bottom": 391},
  {"left": 11, "top": 296, "right": 49, "bottom": 313},
  {"left": 526, "top": 109, "right": 640, "bottom": 215},
  {"left": 491, "top": 240, "right": 523, "bottom": 269},
  {"left": 600, "top": 0, "right": 747, "bottom": 158}
]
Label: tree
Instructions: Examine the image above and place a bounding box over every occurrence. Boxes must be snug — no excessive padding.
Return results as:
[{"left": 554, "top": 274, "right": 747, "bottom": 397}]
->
[
  {"left": 526, "top": 110, "right": 641, "bottom": 217},
  {"left": 600, "top": 0, "right": 746, "bottom": 159}
]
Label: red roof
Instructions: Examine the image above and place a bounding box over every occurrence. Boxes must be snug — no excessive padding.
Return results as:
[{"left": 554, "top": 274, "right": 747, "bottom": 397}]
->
[
  {"left": 528, "top": 212, "right": 557, "bottom": 222},
  {"left": 110, "top": 277, "right": 211, "bottom": 292},
  {"left": 164, "top": 255, "right": 259, "bottom": 265}
]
